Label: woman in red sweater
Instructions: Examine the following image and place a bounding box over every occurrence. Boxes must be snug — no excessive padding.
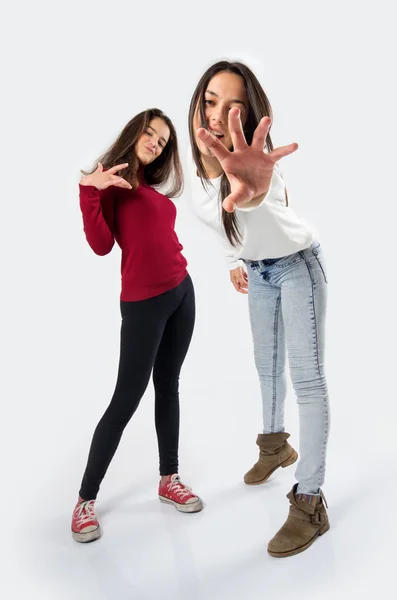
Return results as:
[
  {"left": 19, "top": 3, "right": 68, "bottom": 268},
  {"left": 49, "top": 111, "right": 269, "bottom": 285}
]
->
[{"left": 73, "top": 108, "right": 202, "bottom": 543}]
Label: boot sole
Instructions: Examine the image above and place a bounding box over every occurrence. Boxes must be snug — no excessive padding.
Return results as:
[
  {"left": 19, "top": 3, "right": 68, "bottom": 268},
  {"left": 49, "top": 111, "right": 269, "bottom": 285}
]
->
[
  {"left": 268, "top": 521, "right": 330, "bottom": 558},
  {"left": 244, "top": 450, "right": 298, "bottom": 486},
  {"left": 72, "top": 526, "right": 102, "bottom": 543},
  {"left": 159, "top": 495, "right": 204, "bottom": 513}
]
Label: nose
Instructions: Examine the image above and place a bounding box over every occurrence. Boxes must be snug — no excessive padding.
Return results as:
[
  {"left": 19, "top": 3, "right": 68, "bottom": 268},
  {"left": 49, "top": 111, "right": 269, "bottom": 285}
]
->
[
  {"left": 210, "top": 104, "right": 227, "bottom": 125},
  {"left": 211, "top": 111, "right": 223, "bottom": 125}
]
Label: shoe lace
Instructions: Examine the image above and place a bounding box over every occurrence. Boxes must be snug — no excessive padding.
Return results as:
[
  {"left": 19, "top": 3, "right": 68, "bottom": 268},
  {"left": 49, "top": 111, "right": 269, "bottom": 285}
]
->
[
  {"left": 75, "top": 500, "right": 98, "bottom": 526},
  {"left": 168, "top": 476, "right": 193, "bottom": 499}
]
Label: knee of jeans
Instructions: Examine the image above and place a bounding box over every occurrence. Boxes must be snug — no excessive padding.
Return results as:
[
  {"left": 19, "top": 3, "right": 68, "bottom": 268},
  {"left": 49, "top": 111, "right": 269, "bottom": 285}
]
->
[
  {"left": 291, "top": 374, "right": 328, "bottom": 400},
  {"left": 254, "top": 359, "right": 286, "bottom": 381}
]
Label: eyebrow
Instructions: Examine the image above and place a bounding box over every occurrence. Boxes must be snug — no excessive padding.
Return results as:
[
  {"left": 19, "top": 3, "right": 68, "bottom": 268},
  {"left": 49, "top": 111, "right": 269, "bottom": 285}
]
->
[
  {"left": 147, "top": 125, "right": 168, "bottom": 145},
  {"left": 205, "top": 89, "right": 246, "bottom": 108}
]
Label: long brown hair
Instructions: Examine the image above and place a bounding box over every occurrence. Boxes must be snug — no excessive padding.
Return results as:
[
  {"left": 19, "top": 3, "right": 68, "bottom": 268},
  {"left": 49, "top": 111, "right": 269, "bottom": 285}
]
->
[
  {"left": 83, "top": 108, "right": 183, "bottom": 198},
  {"left": 188, "top": 61, "right": 277, "bottom": 246}
]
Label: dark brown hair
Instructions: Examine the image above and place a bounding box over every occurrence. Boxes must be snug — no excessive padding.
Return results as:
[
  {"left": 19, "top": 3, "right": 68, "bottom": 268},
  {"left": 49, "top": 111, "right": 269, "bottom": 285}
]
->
[
  {"left": 83, "top": 108, "right": 183, "bottom": 198},
  {"left": 188, "top": 61, "right": 276, "bottom": 246}
]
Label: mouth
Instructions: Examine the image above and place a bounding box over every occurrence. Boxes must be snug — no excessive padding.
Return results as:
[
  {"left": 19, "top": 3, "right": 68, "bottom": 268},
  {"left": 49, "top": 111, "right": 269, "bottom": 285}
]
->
[
  {"left": 144, "top": 146, "right": 154, "bottom": 154},
  {"left": 208, "top": 129, "right": 225, "bottom": 140}
]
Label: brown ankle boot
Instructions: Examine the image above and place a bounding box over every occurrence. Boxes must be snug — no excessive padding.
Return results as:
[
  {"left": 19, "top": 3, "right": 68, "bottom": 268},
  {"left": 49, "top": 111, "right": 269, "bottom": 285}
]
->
[
  {"left": 244, "top": 432, "right": 298, "bottom": 485},
  {"left": 267, "top": 484, "right": 330, "bottom": 558}
]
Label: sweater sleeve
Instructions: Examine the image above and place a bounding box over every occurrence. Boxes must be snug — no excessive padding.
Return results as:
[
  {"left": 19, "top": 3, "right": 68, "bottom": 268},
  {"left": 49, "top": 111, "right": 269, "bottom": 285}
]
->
[
  {"left": 217, "top": 230, "right": 243, "bottom": 270},
  {"left": 79, "top": 184, "right": 116, "bottom": 255}
]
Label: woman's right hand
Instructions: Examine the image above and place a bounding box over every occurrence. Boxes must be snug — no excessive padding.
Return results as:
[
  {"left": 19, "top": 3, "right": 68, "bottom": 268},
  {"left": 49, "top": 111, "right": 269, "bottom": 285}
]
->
[
  {"left": 230, "top": 266, "right": 248, "bottom": 294},
  {"left": 80, "top": 162, "right": 132, "bottom": 190},
  {"left": 196, "top": 109, "right": 297, "bottom": 212}
]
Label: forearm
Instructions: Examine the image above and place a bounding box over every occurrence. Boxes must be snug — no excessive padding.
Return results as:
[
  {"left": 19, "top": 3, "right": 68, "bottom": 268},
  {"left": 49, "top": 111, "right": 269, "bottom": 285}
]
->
[{"left": 79, "top": 185, "right": 115, "bottom": 255}]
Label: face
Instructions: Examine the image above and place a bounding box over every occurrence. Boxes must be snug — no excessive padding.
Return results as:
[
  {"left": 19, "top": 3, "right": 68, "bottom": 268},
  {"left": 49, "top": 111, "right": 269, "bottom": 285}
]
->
[
  {"left": 193, "top": 71, "right": 249, "bottom": 157},
  {"left": 135, "top": 117, "right": 170, "bottom": 165}
]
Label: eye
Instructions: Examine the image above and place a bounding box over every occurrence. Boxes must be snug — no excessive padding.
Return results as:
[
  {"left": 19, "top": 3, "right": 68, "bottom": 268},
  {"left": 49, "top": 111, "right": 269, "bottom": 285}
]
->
[
  {"left": 204, "top": 99, "right": 214, "bottom": 106},
  {"left": 145, "top": 130, "right": 152, "bottom": 136}
]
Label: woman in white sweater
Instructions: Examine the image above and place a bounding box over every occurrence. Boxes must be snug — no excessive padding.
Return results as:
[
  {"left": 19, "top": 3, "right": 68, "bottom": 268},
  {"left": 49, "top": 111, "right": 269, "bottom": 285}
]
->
[{"left": 188, "top": 60, "right": 330, "bottom": 558}]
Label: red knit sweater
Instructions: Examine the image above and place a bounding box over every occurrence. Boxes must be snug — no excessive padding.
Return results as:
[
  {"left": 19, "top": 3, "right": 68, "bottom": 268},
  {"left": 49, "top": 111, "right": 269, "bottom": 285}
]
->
[{"left": 79, "top": 182, "right": 188, "bottom": 301}]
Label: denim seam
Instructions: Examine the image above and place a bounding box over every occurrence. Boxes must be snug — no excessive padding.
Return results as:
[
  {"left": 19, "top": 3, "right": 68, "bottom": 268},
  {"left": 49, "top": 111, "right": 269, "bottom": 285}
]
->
[
  {"left": 298, "top": 251, "right": 329, "bottom": 489},
  {"left": 271, "top": 294, "right": 281, "bottom": 432},
  {"left": 312, "top": 251, "right": 328, "bottom": 284}
]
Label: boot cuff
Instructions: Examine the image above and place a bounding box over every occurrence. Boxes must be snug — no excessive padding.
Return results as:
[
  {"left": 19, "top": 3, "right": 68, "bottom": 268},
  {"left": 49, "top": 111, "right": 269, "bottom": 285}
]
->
[{"left": 256, "top": 432, "right": 291, "bottom": 453}]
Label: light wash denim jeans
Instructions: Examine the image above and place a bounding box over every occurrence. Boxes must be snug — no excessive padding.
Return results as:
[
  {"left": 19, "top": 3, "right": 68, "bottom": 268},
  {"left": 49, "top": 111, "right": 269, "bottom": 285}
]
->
[{"left": 243, "top": 242, "right": 330, "bottom": 495}]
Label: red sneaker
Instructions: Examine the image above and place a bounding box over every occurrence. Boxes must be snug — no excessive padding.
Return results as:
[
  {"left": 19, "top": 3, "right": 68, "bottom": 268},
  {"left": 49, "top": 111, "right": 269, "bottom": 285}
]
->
[
  {"left": 158, "top": 474, "right": 203, "bottom": 513},
  {"left": 71, "top": 498, "right": 101, "bottom": 543}
]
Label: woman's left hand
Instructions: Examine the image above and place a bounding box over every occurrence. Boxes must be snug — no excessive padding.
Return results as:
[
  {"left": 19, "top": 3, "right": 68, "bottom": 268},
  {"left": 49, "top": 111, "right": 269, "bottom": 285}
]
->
[{"left": 196, "top": 108, "right": 298, "bottom": 213}]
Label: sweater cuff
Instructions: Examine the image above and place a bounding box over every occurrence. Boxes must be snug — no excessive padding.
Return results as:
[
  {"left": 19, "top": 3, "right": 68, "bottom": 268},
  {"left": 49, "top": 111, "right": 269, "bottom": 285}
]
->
[
  {"left": 228, "top": 258, "right": 243, "bottom": 270},
  {"left": 79, "top": 184, "right": 100, "bottom": 202}
]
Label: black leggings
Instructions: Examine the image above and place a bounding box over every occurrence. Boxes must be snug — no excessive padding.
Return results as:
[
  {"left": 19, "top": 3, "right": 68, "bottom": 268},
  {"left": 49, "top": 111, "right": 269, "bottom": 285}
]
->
[{"left": 79, "top": 275, "right": 195, "bottom": 500}]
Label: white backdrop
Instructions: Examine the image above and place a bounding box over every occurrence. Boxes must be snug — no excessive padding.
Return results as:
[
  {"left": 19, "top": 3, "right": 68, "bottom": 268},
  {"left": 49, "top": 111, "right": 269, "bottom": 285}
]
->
[{"left": 2, "top": 1, "right": 396, "bottom": 598}]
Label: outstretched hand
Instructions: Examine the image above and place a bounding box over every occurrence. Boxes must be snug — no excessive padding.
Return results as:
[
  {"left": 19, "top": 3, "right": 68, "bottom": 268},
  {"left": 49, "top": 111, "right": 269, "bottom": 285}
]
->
[
  {"left": 196, "top": 108, "right": 298, "bottom": 212},
  {"left": 80, "top": 162, "right": 132, "bottom": 191}
]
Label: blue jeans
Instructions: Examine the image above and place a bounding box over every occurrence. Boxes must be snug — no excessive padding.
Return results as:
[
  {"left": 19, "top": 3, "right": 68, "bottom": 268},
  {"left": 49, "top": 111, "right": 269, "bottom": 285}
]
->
[{"left": 244, "top": 242, "right": 330, "bottom": 495}]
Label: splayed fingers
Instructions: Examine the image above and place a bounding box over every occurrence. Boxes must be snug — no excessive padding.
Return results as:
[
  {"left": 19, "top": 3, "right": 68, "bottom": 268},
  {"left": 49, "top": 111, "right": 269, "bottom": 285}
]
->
[
  {"left": 228, "top": 107, "right": 248, "bottom": 152},
  {"left": 269, "top": 143, "right": 299, "bottom": 162},
  {"left": 251, "top": 116, "right": 272, "bottom": 151},
  {"left": 196, "top": 128, "right": 230, "bottom": 161}
]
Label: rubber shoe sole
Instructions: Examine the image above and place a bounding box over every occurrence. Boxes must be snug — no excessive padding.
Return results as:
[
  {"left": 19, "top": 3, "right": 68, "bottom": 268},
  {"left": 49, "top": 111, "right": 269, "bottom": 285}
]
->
[
  {"left": 268, "top": 521, "right": 330, "bottom": 558},
  {"left": 159, "top": 495, "right": 204, "bottom": 513},
  {"left": 72, "top": 526, "right": 102, "bottom": 543}
]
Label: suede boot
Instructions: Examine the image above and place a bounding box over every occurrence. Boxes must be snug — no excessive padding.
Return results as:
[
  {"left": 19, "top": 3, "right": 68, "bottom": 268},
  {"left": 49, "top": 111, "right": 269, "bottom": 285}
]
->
[
  {"left": 268, "top": 484, "right": 330, "bottom": 558},
  {"left": 244, "top": 432, "right": 298, "bottom": 485}
]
